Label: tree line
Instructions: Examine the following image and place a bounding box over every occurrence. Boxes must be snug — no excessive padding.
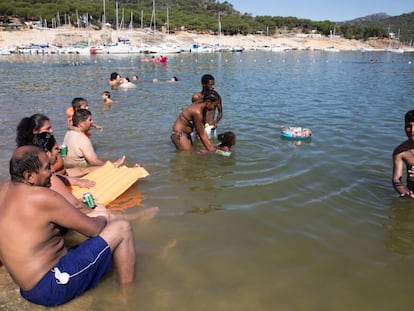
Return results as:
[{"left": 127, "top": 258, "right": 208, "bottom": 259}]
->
[{"left": 0, "top": 0, "right": 412, "bottom": 43}]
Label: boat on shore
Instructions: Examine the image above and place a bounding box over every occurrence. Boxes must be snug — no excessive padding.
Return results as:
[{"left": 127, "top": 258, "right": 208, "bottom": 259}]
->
[
  {"left": 90, "top": 38, "right": 142, "bottom": 54},
  {"left": 387, "top": 48, "right": 405, "bottom": 54}
]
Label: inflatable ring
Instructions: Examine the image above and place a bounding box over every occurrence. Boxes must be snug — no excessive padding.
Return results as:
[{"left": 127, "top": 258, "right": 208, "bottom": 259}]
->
[
  {"left": 216, "top": 149, "right": 231, "bottom": 157},
  {"left": 281, "top": 126, "right": 312, "bottom": 140}
]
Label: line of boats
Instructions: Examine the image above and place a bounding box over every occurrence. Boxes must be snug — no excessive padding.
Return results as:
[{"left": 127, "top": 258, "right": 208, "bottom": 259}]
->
[
  {"left": 0, "top": 39, "right": 246, "bottom": 55},
  {"left": 0, "top": 40, "right": 412, "bottom": 56}
]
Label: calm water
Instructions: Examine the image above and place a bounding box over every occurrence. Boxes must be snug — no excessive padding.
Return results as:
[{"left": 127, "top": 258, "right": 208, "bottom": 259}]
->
[{"left": 0, "top": 50, "right": 414, "bottom": 310}]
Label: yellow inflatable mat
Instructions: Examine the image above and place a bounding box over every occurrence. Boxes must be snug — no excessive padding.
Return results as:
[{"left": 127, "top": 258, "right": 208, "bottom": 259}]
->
[{"left": 71, "top": 161, "right": 149, "bottom": 205}]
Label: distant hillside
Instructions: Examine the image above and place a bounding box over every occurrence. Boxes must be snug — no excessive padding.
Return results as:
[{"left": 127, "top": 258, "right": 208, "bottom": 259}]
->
[
  {"left": 377, "top": 12, "right": 414, "bottom": 44},
  {"left": 0, "top": 1, "right": 412, "bottom": 43},
  {"left": 345, "top": 13, "right": 390, "bottom": 23},
  {"left": 342, "top": 12, "right": 414, "bottom": 44}
]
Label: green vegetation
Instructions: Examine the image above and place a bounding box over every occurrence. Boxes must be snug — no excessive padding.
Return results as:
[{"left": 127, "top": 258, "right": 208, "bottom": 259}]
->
[{"left": 0, "top": 0, "right": 413, "bottom": 43}]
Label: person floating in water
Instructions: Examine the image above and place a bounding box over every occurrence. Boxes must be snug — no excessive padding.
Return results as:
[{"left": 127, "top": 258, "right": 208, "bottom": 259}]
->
[
  {"left": 152, "top": 76, "right": 178, "bottom": 83},
  {"left": 392, "top": 110, "right": 414, "bottom": 198}
]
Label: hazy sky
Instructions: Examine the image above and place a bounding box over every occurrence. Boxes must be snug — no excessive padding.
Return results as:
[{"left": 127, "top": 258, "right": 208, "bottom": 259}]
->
[{"left": 228, "top": 0, "right": 414, "bottom": 21}]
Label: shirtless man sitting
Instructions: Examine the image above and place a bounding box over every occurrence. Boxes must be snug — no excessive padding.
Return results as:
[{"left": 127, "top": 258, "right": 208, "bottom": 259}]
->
[
  {"left": 0, "top": 146, "right": 135, "bottom": 306},
  {"left": 63, "top": 109, "right": 125, "bottom": 168},
  {"left": 393, "top": 110, "right": 414, "bottom": 198}
]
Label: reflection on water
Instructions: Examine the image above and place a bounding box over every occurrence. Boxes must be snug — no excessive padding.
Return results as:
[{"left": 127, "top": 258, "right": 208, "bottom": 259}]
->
[
  {"left": 1, "top": 51, "right": 414, "bottom": 310},
  {"left": 384, "top": 200, "right": 414, "bottom": 257}
]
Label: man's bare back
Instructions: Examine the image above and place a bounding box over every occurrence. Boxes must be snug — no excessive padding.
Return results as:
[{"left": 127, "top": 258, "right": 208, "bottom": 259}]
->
[{"left": 0, "top": 148, "right": 106, "bottom": 292}]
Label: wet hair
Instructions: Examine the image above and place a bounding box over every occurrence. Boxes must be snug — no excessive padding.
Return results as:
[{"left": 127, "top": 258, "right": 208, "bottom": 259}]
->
[
  {"left": 102, "top": 91, "right": 111, "bottom": 98},
  {"left": 72, "top": 109, "right": 91, "bottom": 127},
  {"left": 218, "top": 131, "right": 236, "bottom": 148},
  {"left": 10, "top": 146, "right": 43, "bottom": 183},
  {"left": 32, "top": 132, "right": 57, "bottom": 153},
  {"left": 110, "top": 72, "right": 119, "bottom": 81},
  {"left": 405, "top": 110, "right": 414, "bottom": 123},
  {"left": 16, "top": 114, "right": 50, "bottom": 147},
  {"left": 71, "top": 97, "right": 88, "bottom": 110},
  {"left": 172, "top": 76, "right": 178, "bottom": 81},
  {"left": 201, "top": 74, "right": 214, "bottom": 86},
  {"left": 203, "top": 90, "right": 221, "bottom": 103}
]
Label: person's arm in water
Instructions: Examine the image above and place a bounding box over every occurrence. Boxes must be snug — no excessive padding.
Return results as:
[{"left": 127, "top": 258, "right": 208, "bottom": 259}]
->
[
  {"left": 194, "top": 109, "right": 215, "bottom": 152},
  {"left": 91, "top": 123, "right": 104, "bottom": 131},
  {"left": 212, "top": 100, "right": 223, "bottom": 127},
  {"left": 392, "top": 149, "right": 414, "bottom": 198},
  {"left": 79, "top": 134, "right": 125, "bottom": 168}
]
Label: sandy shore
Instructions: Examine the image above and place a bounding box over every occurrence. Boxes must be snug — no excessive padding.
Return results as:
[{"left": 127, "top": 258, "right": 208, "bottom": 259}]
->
[{"left": 0, "top": 26, "right": 410, "bottom": 51}]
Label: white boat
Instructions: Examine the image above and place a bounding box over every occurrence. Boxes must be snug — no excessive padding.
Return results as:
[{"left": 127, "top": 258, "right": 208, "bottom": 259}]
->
[
  {"left": 324, "top": 46, "right": 340, "bottom": 52},
  {"left": 387, "top": 48, "right": 404, "bottom": 54},
  {"left": 231, "top": 46, "right": 244, "bottom": 52},
  {"left": 97, "top": 39, "right": 142, "bottom": 54},
  {"left": 106, "top": 41, "right": 142, "bottom": 54},
  {"left": 145, "top": 44, "right": 181, "bottom": 54},
  {"left": 56, "top": 45, "right": 91, "bottom": 55},
  {"left": 17, "top": 43, "right": 50, "bottom": 54},
  {"left": 191, "top": 44, "right": 216, "bottom": 53},
  {"left": 251, "top": 45, "right": 272, "bottom": 51},
  {"left": 0, "top": 47, "right": 13, "bottom": 55},
  {"left": 360, "top": 48, "right": 386, "bottom": 52},
  {"left": 271, "top": 46, "right": 287, "bottom": 52}
]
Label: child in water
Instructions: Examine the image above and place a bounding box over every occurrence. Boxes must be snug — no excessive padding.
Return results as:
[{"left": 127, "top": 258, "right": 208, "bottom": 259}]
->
[
  {"left": 66, "top": 97, "right": 103, "bottom": 138},
  {"left": 216, "top": 131, "right": 236, "bottom": 156},
  {"left": 101, "top": 91, "right": 119, "bottom": 105}
]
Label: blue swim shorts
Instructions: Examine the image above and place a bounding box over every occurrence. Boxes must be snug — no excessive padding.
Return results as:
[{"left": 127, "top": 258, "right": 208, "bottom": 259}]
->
[{"left": 20, "top": 236, "right": 112, "bottom": 306}]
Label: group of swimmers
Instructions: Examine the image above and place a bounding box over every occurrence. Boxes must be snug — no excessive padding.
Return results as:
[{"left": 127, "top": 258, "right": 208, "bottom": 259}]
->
[
  {"left": 108, "top": 71, "right": 178, "bottom": 90},
  {"left": 106, "top": 71, "right": 235, "bottom": 154}
]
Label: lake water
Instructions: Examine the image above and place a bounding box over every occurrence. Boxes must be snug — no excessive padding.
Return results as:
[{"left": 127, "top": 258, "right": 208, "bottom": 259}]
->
[{"left": 0, "top": 50, "right": 414, "bottom": 310}]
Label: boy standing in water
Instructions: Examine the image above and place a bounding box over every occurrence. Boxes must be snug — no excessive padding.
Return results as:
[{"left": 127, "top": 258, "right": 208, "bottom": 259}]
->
[
  {"left": 192, "top": 74, "right": 223, "bottom": 127},
  {"left": 392, "top": 110, "right": 414, "bottom": 197}
]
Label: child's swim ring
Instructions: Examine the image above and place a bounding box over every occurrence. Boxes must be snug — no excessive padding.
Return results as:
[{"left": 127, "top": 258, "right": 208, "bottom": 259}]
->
[
  {"left": 216, "top": 149, "right": 231, "bottom": 157},
  {"left": 281, "top": 127, "right": 312, "bottom": 140}
]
